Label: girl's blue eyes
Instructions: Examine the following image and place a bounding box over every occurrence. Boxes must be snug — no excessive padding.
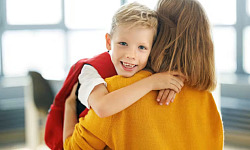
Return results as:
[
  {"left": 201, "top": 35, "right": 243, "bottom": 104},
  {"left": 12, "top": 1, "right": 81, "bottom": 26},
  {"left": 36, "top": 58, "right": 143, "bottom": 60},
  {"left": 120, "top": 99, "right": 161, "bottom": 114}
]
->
[
  {"left": 119, "top": 42, "right": 128, "bottom": 46},
  {"left": 119, "top": 42, "right": 147, "bottom": 50},
  {"left": 138, "top": 45, "right": 146, "bottom": 50}
]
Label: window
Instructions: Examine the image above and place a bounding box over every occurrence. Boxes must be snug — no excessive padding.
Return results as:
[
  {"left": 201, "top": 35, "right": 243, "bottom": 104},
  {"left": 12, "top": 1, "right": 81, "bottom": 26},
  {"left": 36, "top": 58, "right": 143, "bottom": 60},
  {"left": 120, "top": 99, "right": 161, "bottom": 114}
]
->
[
  {"left": 2, "top": 30, "right": 65, "bottom": 79},
  {"left": 244, "top": 27, "right": 250, "bottom": 73},
  {"left": 128, "top": 0, "right": 238, "bottom": 74},
  {"left": 198, "top": 0, "right": 238, "bottom": 74},
  {"left": 212, "top": 27, "right": 236, "bottom": 73},
  {"left": 6, "top": 0, "right": 62, "bottom": 25},
  {"left": 68, "top": 30, "right": 107, "bottom": 65},
  {"left": 65, "top": 0, "right": 120, "bottom": 29},
  {"left": 1, "top": 0, "right": 121, "bottom": 79},
  {"left": 198, "top": 0, "right": 236, "bottom": 25},
  {"left": 127, "top": 0, "right": 158, "bottom": 9},
  {"left": 248, "top": 0, "right": 250, "bottom": 16},
  {"left": 64, "top": 0, "right": 121, "bottom": 71},
  {"left": 0, "top": 0, "right": 249, "bottom": 79}
]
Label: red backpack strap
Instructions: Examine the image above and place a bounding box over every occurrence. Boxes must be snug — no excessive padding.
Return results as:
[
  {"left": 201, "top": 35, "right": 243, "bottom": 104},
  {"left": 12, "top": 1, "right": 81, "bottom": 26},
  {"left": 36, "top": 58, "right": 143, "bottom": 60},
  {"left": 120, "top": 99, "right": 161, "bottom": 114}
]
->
[
  {"left": 87, "top": 51, "right": 117, "bottom": 79},
  {"left": 45, "top": 52, "right": 116, "bottom": 150},
  {"left": 45, "top": 59, "right": 86, "bottom": 150}
]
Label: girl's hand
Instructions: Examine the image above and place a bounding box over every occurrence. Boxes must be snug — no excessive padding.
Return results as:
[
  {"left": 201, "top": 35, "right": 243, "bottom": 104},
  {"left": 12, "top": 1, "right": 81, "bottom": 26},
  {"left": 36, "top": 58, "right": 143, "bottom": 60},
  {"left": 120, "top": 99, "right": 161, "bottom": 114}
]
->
[
  {"left": 157, "top": 89, "right": 176, "bottom": 105},
  {"left": 150, "top": 71, "right": 185, "bottom": 92},
  {"left": 65, "top": 83, "right": 78, "bottom": 106},
  {"left": 152, "top": 71, "right": 186, "bottom": 106}
]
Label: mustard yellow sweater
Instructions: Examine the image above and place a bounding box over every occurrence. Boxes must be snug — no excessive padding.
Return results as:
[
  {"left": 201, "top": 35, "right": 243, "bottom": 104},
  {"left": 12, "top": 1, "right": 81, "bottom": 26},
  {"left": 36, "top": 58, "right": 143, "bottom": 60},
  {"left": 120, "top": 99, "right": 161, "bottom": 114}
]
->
[{"left": 64, "top": 70, "right": 224, "bottom": 150}]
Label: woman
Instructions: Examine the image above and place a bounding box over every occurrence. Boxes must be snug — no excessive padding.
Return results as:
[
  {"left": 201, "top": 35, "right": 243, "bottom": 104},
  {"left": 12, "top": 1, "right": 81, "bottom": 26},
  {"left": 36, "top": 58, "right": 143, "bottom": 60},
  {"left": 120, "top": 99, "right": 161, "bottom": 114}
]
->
[{"left": 63, "top": 0, "right": 224, "bottom": 149}]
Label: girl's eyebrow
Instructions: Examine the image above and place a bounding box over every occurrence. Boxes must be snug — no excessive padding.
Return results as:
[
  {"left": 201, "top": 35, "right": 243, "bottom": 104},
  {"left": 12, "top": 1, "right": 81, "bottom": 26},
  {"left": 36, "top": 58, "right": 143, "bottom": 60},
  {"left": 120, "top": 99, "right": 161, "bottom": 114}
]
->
[
  {"left": 139, "top": 42, "right": 149, "bottom": 45},
  {"left": 138, "top": 42, "right": 151, "bottom": 47}
]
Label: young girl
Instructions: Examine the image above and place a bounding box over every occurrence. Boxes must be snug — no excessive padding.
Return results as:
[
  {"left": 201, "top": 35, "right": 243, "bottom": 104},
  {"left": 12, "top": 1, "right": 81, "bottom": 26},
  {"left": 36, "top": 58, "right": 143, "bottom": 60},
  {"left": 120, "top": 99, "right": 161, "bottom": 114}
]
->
[
  {"left": 47, "top": 2, "right": 184, "bottom": 149},
  {"left": 77, "top": 2, "right": 184, "bottom": 119},
  {"left": 63, "top": 1, "right": 184, "bottom": 143},
  {"left": 63, "top": 0, "right": 223, "bottom": 149}
]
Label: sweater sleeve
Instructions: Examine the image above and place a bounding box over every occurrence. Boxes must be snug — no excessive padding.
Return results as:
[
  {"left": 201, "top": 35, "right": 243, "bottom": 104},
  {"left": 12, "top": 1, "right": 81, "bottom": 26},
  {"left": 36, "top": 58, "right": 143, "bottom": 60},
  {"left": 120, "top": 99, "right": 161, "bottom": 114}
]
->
[{"left": 63, "top": 121, "right": 107, "bottom": 150}]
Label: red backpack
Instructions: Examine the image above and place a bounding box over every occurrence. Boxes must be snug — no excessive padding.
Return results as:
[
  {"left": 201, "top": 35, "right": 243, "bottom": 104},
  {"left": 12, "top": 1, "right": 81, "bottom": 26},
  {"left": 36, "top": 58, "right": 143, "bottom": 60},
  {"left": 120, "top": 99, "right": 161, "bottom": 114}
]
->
[{"left": 44, "top": 52, "right": 116, "bottom": 150}]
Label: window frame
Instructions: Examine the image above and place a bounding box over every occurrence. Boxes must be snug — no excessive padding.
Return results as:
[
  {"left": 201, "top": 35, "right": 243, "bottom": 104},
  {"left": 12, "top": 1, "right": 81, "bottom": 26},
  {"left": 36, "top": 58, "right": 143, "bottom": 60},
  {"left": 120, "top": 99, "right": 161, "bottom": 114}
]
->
[
  {"left": 0, "top": 0, "right": 249, "bottom": 77},
  {"left": 0, "top": 0, "right": 127, "bottom": 78},
  {"left": 235, "top": 0, "right": 248, "bottom": 74}
]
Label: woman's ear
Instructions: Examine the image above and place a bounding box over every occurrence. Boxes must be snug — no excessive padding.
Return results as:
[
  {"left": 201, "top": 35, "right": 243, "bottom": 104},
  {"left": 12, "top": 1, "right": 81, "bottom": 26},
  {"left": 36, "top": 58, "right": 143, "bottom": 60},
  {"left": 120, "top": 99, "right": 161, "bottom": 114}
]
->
[{"left": 105, "top": 33, "right": 111, "bottom": 51}]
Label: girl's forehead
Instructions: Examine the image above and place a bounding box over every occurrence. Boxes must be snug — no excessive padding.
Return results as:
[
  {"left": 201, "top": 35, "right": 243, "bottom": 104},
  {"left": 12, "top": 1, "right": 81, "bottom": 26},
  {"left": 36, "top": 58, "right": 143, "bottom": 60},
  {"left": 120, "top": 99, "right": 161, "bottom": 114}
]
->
[{"left": 113, "top": 24, "right": 152, "bottom": 36}]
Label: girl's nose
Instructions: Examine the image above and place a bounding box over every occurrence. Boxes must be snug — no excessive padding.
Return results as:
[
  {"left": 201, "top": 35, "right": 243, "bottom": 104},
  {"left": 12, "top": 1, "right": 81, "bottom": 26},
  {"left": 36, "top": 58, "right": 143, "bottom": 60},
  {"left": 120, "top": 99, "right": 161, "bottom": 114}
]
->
[{"left": 125, "top": 49, "right": 136, "bottom": 59}]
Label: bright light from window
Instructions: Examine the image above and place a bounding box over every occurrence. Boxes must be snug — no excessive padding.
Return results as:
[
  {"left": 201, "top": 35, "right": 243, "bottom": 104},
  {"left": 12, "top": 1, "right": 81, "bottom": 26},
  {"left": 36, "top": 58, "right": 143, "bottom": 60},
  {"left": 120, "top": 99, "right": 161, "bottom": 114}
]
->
[
  {"left": 127, "top": 0, "right": 158, "bottom": 9},
  {"left": 212, "top": 27, "right": 236, "bottom": 73},
  {"left": 198, "top": 0, "right": 236, "bottom": 25},
  {"left": 244, "top": 27, "right": 250, "bottom": 73},
  {"left": 248, "top": 0, "right": 250, "bottom": 16},
  {"left": 6, "top": 0, "right": 61, "bottom": 25},
  {"left": 68, "top": 30, "right": 107, "bottom": 65},
  {"left": 2, "top": 30, "right": 65, "bottom": 79},
  {"left": 65, "top": 0, "right": 120, "bottom": 29},
  {"left": 128, "top": 0, "right": 236, "bottom": 25}
]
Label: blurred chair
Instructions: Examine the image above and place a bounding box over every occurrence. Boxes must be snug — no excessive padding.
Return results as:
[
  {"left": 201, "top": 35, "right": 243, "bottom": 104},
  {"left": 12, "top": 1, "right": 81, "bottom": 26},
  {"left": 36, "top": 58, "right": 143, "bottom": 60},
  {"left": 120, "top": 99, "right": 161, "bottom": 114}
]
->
[
  {"left": 25, "top": 71, "right": 54, "bottom": 149},
  {"left": 28, "top": 71, "right": 54, "bottom": 114}
]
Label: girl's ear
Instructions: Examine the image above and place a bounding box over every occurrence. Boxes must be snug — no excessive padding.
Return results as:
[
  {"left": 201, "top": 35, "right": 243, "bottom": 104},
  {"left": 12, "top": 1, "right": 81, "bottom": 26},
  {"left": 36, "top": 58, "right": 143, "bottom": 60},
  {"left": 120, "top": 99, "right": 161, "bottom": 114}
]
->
[{"left": 105, "top": 33, "right": 111, "bottom": 51}]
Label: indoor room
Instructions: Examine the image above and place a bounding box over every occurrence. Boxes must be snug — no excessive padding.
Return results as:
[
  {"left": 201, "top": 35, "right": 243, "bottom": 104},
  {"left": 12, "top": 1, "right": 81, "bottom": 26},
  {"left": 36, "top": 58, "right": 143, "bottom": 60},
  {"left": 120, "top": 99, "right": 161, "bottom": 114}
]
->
[{"left": 0, "top": 0, "right": 249, "bottom": 149}]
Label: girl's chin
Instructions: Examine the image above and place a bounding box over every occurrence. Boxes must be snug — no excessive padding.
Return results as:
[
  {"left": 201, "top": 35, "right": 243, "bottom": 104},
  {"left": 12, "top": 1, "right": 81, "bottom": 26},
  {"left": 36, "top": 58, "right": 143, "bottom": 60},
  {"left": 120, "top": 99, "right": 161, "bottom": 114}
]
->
[{"left": 118, "top": 71, "right": 136, "bottom": 78}]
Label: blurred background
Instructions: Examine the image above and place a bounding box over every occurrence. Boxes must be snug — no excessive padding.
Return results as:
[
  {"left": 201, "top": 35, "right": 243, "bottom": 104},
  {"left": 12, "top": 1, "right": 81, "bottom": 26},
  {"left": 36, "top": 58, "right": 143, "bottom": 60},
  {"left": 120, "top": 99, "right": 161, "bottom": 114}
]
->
[{"left": 0, "top": 0, "right": 249, "bottom": 149}]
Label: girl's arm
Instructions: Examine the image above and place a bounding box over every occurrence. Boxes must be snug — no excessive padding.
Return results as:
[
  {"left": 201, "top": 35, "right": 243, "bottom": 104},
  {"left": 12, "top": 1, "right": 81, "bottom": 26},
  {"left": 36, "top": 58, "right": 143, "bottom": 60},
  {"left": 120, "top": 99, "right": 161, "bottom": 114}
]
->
[
  {"left": 63, "top": 83, "right": 107, "bottom": 149},
  {"left": 63, "top": 83, "right": 78, "bottom": 143},
  {"left": 89, "top": 71, "right": 184, "bottom": 118}
]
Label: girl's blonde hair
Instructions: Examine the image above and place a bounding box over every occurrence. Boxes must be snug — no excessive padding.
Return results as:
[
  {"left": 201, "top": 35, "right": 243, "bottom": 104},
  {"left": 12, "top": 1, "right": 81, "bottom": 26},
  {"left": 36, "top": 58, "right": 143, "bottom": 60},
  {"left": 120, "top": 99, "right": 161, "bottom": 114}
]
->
[
  {"left": 150, "top": 0, "right": 216, "bottom": 91},
  {"left": 110, "top": 2, "right": 158, "bottom": 40}
]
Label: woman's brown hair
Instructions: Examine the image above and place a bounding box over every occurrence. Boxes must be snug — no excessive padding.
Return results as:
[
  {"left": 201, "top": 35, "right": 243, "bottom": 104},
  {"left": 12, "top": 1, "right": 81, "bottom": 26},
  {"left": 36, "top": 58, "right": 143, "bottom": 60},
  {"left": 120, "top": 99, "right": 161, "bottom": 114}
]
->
[{"left": 149, "top": 0, "right": 216, "bottom": 91}]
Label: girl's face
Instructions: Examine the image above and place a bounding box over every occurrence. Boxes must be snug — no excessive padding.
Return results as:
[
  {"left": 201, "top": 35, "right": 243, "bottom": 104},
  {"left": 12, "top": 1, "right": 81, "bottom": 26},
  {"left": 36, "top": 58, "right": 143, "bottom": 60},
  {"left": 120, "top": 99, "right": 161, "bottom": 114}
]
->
[{"left": 105, "top": 25, "right": 154, "bottom": 77}]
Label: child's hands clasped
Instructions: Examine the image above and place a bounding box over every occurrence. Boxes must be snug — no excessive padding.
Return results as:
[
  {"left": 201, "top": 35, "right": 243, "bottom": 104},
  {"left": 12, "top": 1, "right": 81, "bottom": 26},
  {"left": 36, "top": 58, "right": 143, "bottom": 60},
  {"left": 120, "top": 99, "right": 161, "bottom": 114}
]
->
[{"left": 150, "top": 71, "right": 186, "bottom": 106}]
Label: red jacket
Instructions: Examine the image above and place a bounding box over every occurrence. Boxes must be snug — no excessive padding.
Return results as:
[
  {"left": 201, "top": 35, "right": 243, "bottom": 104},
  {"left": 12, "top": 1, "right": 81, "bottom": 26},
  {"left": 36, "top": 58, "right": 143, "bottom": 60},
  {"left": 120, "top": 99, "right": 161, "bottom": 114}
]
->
[{"left": 44, "top": 52, "right": 117, "bottom": 150}]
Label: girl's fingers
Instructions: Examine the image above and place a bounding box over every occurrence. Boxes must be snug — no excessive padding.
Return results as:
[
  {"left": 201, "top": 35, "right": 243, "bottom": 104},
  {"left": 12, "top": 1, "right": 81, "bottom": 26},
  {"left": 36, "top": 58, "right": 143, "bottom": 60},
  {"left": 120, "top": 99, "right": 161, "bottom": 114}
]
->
[
  {"left": 165, "top": 90, "right": 175, "bottom": 105},
  {"left": 71, "top": 83, "right": 78, "bottom": 97},
  {"left": 157, "top": 89, "right": 164, "bottom": 102},
  {"left": 72, "top": 83, "right": 78, "bottom": 91},
  {"left": 159, "top": 90, "right": 170, "bottom": 105},
  {"left": 66, "top": 83, "right": 78, "bottom": 103},
  {"left": 171, "top": 93, "right": 176, "bottom": 103}
]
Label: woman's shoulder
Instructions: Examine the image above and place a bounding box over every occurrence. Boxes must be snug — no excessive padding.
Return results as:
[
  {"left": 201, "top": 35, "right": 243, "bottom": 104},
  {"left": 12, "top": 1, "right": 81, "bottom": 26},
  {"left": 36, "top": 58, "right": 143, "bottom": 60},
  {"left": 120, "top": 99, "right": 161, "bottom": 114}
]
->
[
  {"left": 105, "top": 70, "right": 152, "bottom": 83},
  {"left": 104, "top": 70, "right": 152, "bottom": 92},
  {"left": 180, "top": 86, "right": 212, "bottom": 95},
  {"left": 177, "top": 86, "right": 217, "bottom": 109}
]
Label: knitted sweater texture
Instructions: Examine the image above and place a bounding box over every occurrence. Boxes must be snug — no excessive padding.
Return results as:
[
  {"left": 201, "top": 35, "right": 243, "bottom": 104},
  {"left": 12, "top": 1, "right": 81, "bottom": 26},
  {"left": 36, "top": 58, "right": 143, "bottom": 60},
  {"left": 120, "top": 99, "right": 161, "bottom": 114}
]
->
[{"left": 64, "top": 70, "right": 224, "bottom": 150}]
